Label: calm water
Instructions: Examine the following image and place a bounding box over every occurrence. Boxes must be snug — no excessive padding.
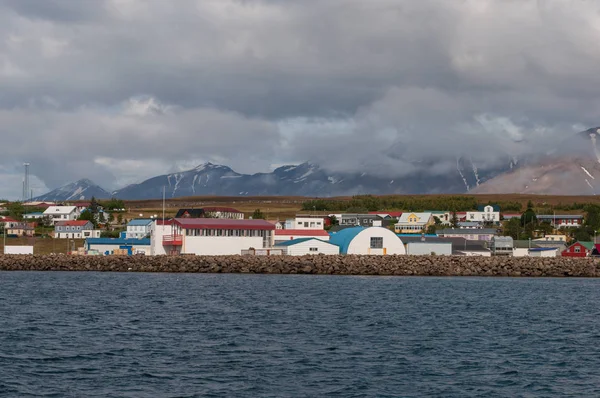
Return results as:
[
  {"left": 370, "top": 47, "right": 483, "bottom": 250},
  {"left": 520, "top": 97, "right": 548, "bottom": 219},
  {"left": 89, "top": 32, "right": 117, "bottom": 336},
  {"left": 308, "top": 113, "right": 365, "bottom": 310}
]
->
[{"left": 1, "top": 273, "right": 600, "bottom": 397}]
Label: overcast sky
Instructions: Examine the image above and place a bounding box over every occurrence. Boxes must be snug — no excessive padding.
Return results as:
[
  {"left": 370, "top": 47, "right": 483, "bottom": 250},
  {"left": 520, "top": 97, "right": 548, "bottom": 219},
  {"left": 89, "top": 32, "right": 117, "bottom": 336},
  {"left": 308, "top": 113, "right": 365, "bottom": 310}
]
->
[{"left": 1, "top": 0, "right": 600, "bottom": 199}]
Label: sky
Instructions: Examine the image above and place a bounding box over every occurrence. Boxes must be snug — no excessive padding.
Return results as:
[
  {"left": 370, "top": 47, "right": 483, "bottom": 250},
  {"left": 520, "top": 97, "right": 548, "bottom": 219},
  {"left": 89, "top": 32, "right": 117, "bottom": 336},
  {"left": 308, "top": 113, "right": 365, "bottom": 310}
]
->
[{"left": 1, "top": 0, "right": 600, "bottom": 199}]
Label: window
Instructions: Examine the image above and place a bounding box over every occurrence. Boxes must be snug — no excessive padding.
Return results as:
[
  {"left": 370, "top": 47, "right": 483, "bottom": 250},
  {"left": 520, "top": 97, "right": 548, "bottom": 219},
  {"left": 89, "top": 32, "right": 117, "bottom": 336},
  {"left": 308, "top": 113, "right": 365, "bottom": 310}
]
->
[
  {"left": 370, "top": 237, "right": 383, "bottom": 249},
  {"left": 575, "top": 246, "right": 581, "bottom": 253},
  {"left": 304, "top": 222, "right": 309, "bottom": 227},
  {"left": 309, "top": 247, "right": 318, "bottom": 252}
]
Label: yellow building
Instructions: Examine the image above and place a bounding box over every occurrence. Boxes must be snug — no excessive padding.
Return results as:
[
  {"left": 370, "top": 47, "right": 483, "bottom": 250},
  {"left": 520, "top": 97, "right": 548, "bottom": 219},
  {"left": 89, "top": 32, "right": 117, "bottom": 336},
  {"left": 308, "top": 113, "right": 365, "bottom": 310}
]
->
[{"left": 395, "top": 212, "right": 435, "bottom": 234}]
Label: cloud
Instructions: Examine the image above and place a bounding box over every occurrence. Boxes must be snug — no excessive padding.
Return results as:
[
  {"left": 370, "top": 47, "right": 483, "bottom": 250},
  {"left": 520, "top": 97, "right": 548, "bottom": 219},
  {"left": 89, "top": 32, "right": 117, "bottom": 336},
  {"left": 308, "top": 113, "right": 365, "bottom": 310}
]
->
[{"left": 0, "top": 0, "right": 599, "bottom": 198}]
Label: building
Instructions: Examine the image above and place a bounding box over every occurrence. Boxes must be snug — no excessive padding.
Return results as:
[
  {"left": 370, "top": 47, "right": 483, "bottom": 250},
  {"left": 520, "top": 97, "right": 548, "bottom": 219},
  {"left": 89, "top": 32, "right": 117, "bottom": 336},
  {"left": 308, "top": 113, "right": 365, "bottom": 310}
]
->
[
  {"left": 0, "top": 217, "right": 20, "bottom": 230},
  {"left": 329, "top": 226, "right": 406, "bottom": 255},
  {"left": 23, "top": 212, "right": 44, "bottom": 220},
  {"left": 126, "top": 219, "right": 154, "bottom": 239},
  {"left": 529, "top": 247, "right": 558, "bottom": 257},
  {"left": 43, "top": 206, "right": 80, "bottom": 224},
  {"left": 536, "top": 215, "right": 583, "bottom": 228},
  {"left": 339, "top": 214, "right": 389, "bottom": 228},
  {"left": 368, "top": 211, "right": 403, "bottom": 220},
  {"left": 55, "top": 220, "right": 101, "bottom": 239},
  {"left": 438, "top": 228, "right": 497, "bottom": 242},
  {"left": 465, "top": 205, "right": 500, "bottom": 224},
  {"left": 395, "top": 212, "right": 434, "bottom": 234},
  {"left": 274, "top": 229, "right": 330, "bottom": 243},
  {"left": 425, "top": 210, "right": 451, "bottom": 225},
  {"left": 287, "top": 215, "right": 327, "bottom": 230},
  {"left": 406, "top": 241, "right": 452, "bottom": 256},
  {"left": 275, "top": 238, "right": 340, "bottom": 256},
  {"left": 161, "top": 218, "right": 275, "bottom": 255},
  {"left": 86, "top": 237, "right": 152, "bottom": 255},
  {"left": 400, "top": 235, "right": 491, "bottom": 256},
  {"left": 457, "top": 221, "right": 484, "bottom": 229},
  {"left": 562, "top": 241, "right": 595, "bottom": 257},
  {"left": 6, "top": 222, "right": 35, "bottom": 237},
  {"left": 491, "top": 236, "right": 514, "bottom": 256},
  {"left": 175, "top": 207, "right": 244, "bottom": 219}
]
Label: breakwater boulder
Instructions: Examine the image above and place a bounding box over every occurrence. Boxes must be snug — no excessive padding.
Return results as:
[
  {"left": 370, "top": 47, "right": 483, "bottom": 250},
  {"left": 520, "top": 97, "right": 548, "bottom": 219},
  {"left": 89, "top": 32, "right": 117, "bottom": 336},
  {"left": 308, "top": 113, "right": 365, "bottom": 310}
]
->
[{"left": 1, "top": 255, "right": 599, "bottom": 277}]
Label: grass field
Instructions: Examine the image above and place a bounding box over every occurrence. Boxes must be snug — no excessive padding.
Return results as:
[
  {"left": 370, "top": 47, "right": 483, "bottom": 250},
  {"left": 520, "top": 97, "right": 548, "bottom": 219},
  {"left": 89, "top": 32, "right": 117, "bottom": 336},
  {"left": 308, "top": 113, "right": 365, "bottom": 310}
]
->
[{"left": 119, "top": 193, "right": 600, "bottom": 220}]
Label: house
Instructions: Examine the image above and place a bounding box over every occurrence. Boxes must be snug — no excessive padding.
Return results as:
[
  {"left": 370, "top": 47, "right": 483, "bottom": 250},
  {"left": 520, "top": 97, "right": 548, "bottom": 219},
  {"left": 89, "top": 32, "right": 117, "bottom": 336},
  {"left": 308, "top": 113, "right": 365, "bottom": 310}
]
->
[
  {"left": 438, "top": 228, "right": 497, "bottom": 242},
  {"left": 23, "top": 212, "right": 45, "bottom": 220},
  {"left": 457, "top": 221, "right": 484, "bottom": 229},
  {"left": 274, "top": 229, "right": 330, "bottom": 243},
  {"left": 55, "top": 220, "right": 101, "bottom": 239},
  {"left": 394, "top": 212, "right": 434, "bottom": 234},
  {"left": 368, "top": 211, "right": 403, "bottom": 220},
  {"left": 425, "top": 210, "right": 451, "bottom": 225},
  {"left": 329, "top": 226, "right": 406, "bottom": 255},
  {"left": 562, "top": 241, "right": 595, "bottom": 257},
  {"left": 126, "top": 219, "right": 154, "bottom": 239},
  {"left": 43, "top": 206, "right": 80, "bottom": 224},
  {"left": 465, "top": 205, "right": 500, "bottom": 224},
  {"left": 406, "top": 241, "right": 452, "bottom": 256},
  {"left": 158, "top": 218, "right": 275, "bottom": 255},
  {"left": 175, "top": 207, "right": 244, "bottom": 219},
  {"left": 536, "top": 215, "right": 583, "bottom": 228},
  {"left": 86, "top": 237, "right": 151, "bottom": 255},
  {"left": 339, "top": 214, "right": 389, "bottom": 228},
  {"left": 275, "top": 238, "right": 340, "bottom": 256},
  {"left": 287, "top": 215, "right": 327, "bottom": 229},
  {"left": 0, "top": 217, "right": 20, "bottom": 230},
  {"left": 6, "top": 222, "right": 35, "bottom": 237}
]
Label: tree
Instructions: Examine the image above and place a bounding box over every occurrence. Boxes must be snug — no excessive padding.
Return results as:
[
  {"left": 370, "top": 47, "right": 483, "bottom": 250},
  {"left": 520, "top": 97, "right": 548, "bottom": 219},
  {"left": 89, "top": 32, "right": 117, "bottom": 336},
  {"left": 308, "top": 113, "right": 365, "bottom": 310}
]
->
[
  {"left": 7, "top": 202, "right": 25, "bottom": 220},
  {"left": 503, "top": 218, "right": 522, "bottom": 240},
  {"left": 584, "top": 205, "right": 600, "bottom": 231},
  {"left": 426, "top": 224, "right": 437, "bottom": 235},
  {"left": 450, "top": 211, "right": 459, "bottom": 228},
  {"left": 433, "top": 216, "right": 442, "bottom": 225},
  {"left": 328, "top": 215, "right": 339, "bottom": 226},
  {"left": 521, "top": 207, "right": 537, "bottom": 226},
  {"left": 252, "top": 209, "right": 265, "bottom": 219},
  {"left": 78, "top": 211, "right": 98, "bottom": 228},
  {"left": 89, "top": 196, "right": 100, "bottom": 214},
  {"left": 117, "top": 213, "right": 123, "bottom": 225}
]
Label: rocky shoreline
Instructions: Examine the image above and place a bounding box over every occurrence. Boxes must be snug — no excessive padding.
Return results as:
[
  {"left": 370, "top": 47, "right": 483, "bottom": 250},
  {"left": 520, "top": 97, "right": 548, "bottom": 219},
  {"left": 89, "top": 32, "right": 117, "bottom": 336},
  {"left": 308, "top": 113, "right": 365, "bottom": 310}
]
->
[{"left": 0, "top": 254, "right": 599, "bottom": 276}]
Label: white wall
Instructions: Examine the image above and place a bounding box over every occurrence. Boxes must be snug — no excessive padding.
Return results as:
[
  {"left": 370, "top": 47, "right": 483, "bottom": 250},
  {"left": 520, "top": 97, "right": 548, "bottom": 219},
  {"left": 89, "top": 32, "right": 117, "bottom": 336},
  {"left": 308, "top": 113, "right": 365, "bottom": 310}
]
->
[
  {"left": 283, "top": 239, "right": 339, "bottom": 256},
  {"left": 56, "top": 230, "right": 101, "bottom": 239},
  {"left": 407, "top": 242, "right": 452, "bottom": 255},
  {"left": 151, "top": 223, "right": 173, "bottom": 255},
  {"left": 513, "top": 248, "right": 529, "bottom": 257},
  {"left": 293, "top": 217, "right": 326, "bottom": 229},
  {"left": 457, "top": 250, "right": 492, "bottom": 257},
  {"left": 347, "top": 227, "right": 406, "bottom": 255},
  {"left": 183, "top": 236, "right": 265, "bottom": 255},
  {"left": 88, "top": 243, "right": 151, "bottom": 255},
  {"left": 4, "top": 245, "right": 34, "bottom": 254},
  {"left": 465, "top": 209, "right": 500, "bottom": 222},
  {"left": 529, "top": 249, "right": 558, "bottom": 257},
  {"left": 275, "top": 232, "right": 329, "bottom": 242}
]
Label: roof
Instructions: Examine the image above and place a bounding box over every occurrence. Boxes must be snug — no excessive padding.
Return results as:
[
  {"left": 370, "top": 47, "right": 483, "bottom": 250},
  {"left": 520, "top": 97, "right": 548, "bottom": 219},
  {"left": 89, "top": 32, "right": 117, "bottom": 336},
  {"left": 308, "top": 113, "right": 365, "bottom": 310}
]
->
[
  {"left": 174, "top": 218, "right": 275, "bottom": 230},
  {"left": 203, "top": 207, "right": 243, "bottom": 213},
  {"left": 529, "top": 247, "right": 557, "bottom": 252},
  {"left": 24, "top": 212, "right": 44, "bottom": 216},
  {"left": 275, "top": 238, "right": 337, "bottom": 247},
  {"left": 86, "top": 238, "right": 151, "bottom": 246},
  {"left": 275, "top": 229, "right": 329, "bottom": 236},
  {"left": 127, "top": 219, "right": 154, "bottom": 226},
  {"left": 569, "top": 241, "right": 595, "bottom": 250},
  {"left": 44, "top": 206, "right": 77, "bottom": 214},
  {"left": 477, "top": 204, "right": 501, "bottom": 212},
  {"left": 537, "top": 214, "right": 583, "bottom": 219},
  {"left": 439, "top": 228, "right": 497, "bottom": 235},
  {"left": 400, "top": 235, "right": 488, "bottom": 251},
  {"left": 0, "top": 217, "right": 19, "bottom": 222},
  {"left": 369, "top": 211, "right": 403, "bottom": 218},
  {"left": 55, "top": 220, "right": 93, "bottom": 227},
  {"left": 328, "top": 227, "right": 365, "bottom": 254},
  {"left": 398, "top": 212, "right": 432, "bottom": 224},
  {"left": 175, "top": 207, "right": 243, "bottom": 218}
]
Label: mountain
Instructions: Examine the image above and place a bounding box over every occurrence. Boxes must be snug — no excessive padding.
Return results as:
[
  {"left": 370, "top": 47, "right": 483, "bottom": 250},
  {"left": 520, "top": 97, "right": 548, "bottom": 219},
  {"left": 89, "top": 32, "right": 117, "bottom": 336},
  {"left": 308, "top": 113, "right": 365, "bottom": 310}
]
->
[
  {"left": 32, "top": 179, "right": 112, "bottom": 201},
  {"left": 110, "top": 159, "right": 512, "bottom": 199},
  {"left": 473, "top": 127, "right": 600, "bottom": 195}
]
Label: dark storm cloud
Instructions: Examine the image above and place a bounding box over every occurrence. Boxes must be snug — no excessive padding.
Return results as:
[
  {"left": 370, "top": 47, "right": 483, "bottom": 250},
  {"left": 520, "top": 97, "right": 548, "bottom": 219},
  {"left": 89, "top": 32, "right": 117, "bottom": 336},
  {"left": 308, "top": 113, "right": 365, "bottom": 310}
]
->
[{"left": 0, "top": 0, "right": 599, "bottom": 198}]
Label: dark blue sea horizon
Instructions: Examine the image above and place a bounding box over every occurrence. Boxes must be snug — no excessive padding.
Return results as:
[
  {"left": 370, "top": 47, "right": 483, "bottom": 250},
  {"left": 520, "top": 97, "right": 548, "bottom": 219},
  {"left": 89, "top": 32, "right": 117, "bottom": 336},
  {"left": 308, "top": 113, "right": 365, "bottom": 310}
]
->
[{"left": 1, "top": 272, "right": 600, "bottom": 397}]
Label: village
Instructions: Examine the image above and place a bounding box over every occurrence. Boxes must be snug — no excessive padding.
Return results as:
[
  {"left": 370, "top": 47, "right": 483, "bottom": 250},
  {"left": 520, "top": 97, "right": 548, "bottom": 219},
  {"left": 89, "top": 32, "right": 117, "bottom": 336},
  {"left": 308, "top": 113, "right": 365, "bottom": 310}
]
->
[{"left": 0, "top": 197, "right": 597, "bottom": 258}]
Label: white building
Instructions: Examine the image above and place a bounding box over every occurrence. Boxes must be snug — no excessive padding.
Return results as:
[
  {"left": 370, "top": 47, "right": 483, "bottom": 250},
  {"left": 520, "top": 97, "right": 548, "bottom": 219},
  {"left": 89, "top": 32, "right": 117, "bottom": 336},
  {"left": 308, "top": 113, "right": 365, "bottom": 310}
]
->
[
  {"left": 528, "top": 248, "right": 558, "bottom": 257},
  {"left": 275, "top": 238, "right": 340, "bottom": 256},
  {"left": 287, "top": 215, "right": 326, "bottom": 230},
  {"left": 54, "top": 220, "right": 101, "bottom": 239},
  {"left": 274, "top": 229, "right": 330, "bottom": 243},
  {"left": 329, "top": 226, "right": 406, "bottom": 255},
  {"left": 86, "top": 237, "right": 152, "bottom": 255},
  {"left": 466, "top": 205, "right": 500, "bottom": 223},
  {"left": 43, "top": 206, "right": 80, "bottom": 224},
  {"left": 126, "top": 219, "right": 154, "bottom": 239},
  {"left": 160, "top": 218, "right": 275, "bottom": 256}
]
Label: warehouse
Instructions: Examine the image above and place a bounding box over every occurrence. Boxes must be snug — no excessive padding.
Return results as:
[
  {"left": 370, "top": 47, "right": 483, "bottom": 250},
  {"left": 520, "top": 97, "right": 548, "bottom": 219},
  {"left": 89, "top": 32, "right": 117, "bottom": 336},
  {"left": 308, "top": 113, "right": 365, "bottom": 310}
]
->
[
  {"left": 328, "top": 226, "right": 405, "bottom": 255},
  {"left": 275, "top": 238, "right": 340, "bottom": 256}
]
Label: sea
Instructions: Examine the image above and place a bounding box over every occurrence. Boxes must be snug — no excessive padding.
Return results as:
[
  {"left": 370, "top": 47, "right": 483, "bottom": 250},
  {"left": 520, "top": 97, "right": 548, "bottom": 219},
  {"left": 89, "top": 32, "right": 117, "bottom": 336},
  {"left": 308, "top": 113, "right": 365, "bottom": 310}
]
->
[{"left": 1, "top": 272, "right": 600, "bottom": 397}]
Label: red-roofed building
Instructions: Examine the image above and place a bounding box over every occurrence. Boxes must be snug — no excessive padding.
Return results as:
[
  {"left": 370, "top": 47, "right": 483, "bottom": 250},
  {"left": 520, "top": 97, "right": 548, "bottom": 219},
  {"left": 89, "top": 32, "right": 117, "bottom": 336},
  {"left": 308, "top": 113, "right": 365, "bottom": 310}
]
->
[
  {"left": 369, "top": 211, "right": 403, "bottom": 219},
  {"left": 275, "top": 229, "right": 330, "bottom": 243},
  {"left": 154, "top": 218, "right": 275, "bottom": 255}
]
